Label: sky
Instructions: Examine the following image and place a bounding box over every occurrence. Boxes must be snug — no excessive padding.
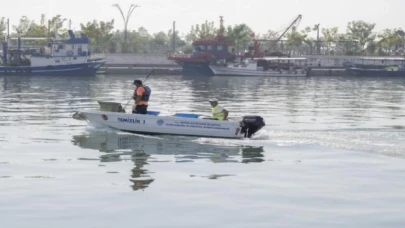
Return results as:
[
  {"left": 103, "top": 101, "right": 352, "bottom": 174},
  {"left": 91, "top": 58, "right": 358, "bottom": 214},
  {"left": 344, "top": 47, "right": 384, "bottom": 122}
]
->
[{"left": 0, "top": 0, "right": 404, "bottom": 37}]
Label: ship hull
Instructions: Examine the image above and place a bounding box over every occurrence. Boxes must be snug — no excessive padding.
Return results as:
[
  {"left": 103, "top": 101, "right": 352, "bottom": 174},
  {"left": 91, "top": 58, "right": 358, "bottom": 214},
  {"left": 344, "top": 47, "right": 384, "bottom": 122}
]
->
[
  {"left": 172, "top": 61, "right": 214, "bottom": 76},
  {"left": 0, "top": 60, "right": 106, "bottom": 76},
  {"left": 210, "top": 65, "right": 309, "bottom": 77},
  {"left": 346, "top": 68, "right": 405, "bottom": 77}
]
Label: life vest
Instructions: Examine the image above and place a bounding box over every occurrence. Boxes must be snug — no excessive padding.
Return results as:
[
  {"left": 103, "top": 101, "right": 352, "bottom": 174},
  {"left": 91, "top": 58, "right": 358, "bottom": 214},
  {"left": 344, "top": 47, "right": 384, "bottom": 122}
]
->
[
  {"left": 133, "top": 86, "right": 151, "bottom": 102},
  {"left": 212, "top": 105, "right": 225, "bottom": 120}
]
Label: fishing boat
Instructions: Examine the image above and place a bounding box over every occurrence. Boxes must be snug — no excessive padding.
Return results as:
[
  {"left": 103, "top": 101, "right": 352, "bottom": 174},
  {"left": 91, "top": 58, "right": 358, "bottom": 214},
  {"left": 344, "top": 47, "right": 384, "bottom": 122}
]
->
[
  {"left": 167, "top": 16, "right": 234, "bottom": 76},
  {"left": 345, "top": 57, "right": 405, "bottom": 76},
  {"left": 72, "top": 101, "right": 265, "bottom": 139},
  {"left": 168, "top": 15, "right": 303, "bottom": 76},
  {"left": 210, "top": 57, "right": 310, "bottom": 77},
  {"left": 0, "top": 30, "right": 106, "bottom": 76}
]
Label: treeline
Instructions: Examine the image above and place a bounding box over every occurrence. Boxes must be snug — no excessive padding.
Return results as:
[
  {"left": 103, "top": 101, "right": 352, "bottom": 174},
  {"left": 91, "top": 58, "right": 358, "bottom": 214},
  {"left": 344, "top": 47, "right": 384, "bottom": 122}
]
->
[
  {"left": 285, "top": 21, "right": 405, "bottom": 56},
  {"left": 0, "top": 15, "right": 254, "bottom": 54},
  {"left": 0, "top": 15, "right": 404, "bottom": 56}
]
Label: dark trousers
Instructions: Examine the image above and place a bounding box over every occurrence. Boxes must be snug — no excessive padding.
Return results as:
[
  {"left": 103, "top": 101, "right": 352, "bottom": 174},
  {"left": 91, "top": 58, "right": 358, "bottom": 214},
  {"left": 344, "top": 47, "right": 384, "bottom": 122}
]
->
[{"left": 133, "top": 105, "right": 148, "bottom": 114}]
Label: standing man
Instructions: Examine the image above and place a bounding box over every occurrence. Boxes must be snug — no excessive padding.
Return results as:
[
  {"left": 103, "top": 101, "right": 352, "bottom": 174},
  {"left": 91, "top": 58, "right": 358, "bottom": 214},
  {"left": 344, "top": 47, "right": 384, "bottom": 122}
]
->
[
  {"left": 208, "top": 98, "right": 229, "bottom": 120},
  {"left": 132, "top": 79, "right": 151, "bottom": 114}
]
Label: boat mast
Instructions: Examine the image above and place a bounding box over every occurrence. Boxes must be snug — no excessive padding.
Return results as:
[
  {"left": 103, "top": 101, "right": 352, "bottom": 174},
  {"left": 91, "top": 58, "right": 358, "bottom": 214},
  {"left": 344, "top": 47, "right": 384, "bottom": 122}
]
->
[
  {"left": 268, "top": 14, "right": 302, "bottom": 52},
  {"left": 218, "top": 16, "right": 225, "bottom": 40}
]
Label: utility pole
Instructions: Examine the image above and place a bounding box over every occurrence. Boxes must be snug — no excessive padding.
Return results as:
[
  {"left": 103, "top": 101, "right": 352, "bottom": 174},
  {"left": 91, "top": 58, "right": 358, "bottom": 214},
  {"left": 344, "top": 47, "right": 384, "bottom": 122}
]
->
[
  {"left": 48, "top": 20, "right": 51, "bottom": 36},
  {"left": 112, "top": 3, "right": 140, "bottom": 43},
  {"left": 6, "top": 18, "right": 10, "bottom": 40},
  {"left": 314, "top": 24, "right": 320, "bottom": 55},
  {"left": 172, "top": 21, "right": 176, "bottom": 54}
]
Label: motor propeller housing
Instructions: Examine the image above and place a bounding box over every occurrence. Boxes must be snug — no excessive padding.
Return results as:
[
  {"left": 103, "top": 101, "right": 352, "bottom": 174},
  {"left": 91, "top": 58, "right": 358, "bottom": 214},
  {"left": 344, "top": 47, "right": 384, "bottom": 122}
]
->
[{"left": 240, "top": 116, "right": 266, "bottom": 138}]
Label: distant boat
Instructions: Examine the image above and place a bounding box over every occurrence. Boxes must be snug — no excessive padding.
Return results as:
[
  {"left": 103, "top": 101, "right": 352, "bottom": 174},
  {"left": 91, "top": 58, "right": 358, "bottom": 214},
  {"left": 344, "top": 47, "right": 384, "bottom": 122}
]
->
[
  {"left": 167, "top": 16, "right": 235, "bottom": 76},
  {"left": 346, "top": 57, "right": 405, "bottom": 76},
  {"left": 0, "top": 30, "right": 106, "bottom": 76},
  {"left": 209, "top": 57, "right": 311, "bottom": 77},
  {"left": 168, "top": 15, "right": 302, "bottom": 76}
]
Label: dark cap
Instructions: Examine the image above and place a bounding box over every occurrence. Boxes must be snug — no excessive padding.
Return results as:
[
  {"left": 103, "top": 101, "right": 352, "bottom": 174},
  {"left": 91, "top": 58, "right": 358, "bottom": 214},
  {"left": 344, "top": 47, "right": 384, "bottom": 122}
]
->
[{"left": 133, "top": 80, "right": 142, "bottom": 85}]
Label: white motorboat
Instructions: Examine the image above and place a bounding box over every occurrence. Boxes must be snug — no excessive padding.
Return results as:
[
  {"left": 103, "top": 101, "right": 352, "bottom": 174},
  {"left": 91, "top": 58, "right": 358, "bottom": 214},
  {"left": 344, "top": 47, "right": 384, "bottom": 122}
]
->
[
  {"left": 72, "top": 102, "right": 266, "bottom": 139},
  {"left": 210, "top": 57, "right": 310, "bottom": 77}
]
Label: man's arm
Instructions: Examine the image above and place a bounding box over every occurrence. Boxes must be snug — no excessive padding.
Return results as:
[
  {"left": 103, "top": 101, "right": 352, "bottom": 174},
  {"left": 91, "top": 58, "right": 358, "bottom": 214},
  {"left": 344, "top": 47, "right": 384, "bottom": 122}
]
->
[
  {"left": 135, "top": 87, "right": 144, "bottom": 105},
  {"left": 222, "top": 109, "right": 229, "bottom": 120},
  {"left": 135, "top": 96, "right": 141, "bottom": 105}
]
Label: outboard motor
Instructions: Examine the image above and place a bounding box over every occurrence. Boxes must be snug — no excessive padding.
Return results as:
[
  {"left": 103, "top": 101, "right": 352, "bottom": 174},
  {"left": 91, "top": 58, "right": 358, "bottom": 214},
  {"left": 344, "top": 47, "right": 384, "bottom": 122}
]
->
[{"left": 240, "top": 116, "right": 266, "bottom": 138}]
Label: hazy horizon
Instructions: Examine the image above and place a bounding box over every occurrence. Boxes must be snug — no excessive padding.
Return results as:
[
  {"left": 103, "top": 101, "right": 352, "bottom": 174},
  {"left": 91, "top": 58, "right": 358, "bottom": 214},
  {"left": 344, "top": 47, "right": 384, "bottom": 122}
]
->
[{"left": 1, "top": 0, "right": 404, "bottom": 36}]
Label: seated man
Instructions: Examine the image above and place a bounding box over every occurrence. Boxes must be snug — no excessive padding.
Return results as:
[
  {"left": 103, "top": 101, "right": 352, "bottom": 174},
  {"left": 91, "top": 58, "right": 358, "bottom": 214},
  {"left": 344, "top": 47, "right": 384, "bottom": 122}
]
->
[{"left": 208, "top": 98, "right": 229, "bottom": 120}]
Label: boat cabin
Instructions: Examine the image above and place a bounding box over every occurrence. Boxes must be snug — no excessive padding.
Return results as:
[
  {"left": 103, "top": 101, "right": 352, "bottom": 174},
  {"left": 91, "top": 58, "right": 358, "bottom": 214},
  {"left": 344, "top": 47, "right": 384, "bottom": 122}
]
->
[
  {"left": 191, "top": 39, "right": 233, "bottom": 59},
  {"left": 343, "top": 57, "right": 405, "bottom": 68},
  {"left": 30, "top": 30, "right": 91, "bottom": 67},
  {"left": 225, "top": 57, "right": 308, "bottom": 71}
]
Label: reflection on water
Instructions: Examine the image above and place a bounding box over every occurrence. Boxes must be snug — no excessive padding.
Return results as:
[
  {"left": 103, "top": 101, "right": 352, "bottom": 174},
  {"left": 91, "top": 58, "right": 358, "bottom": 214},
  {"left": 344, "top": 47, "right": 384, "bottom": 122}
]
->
[
  {"left": 130, "top": 152, "right": 154, "bottom": 191},
  {"left": 242, "top": 147, "right": 265, "bottom": 163},
  {"left": 71, "top": 130, "right": 265, "bottom": 191}
]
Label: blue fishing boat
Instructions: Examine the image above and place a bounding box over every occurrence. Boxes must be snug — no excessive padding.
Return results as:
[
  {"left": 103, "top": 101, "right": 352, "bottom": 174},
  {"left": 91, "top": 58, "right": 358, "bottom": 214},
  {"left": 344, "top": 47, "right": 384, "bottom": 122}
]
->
[
  {"left": 0, "top": 30, "right": 106, "bottom": 76},
  {"left": 346, "top": 57, "right": 405, "bottom": 77}
]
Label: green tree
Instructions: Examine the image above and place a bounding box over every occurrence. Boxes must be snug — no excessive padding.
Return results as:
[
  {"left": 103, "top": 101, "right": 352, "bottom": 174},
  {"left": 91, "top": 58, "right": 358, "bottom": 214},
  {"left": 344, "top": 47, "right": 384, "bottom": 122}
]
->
[
  {"left": 365, "top": 41, "right": 377, "bottom": 55},
  {"left": 185, "top": 25, "right": 198, "bottom": 43},
  {"left": 152, "top": 31, "right": 168, "bottom": 48},
  {"left": 261, "top": 30, "right": 279, "bottom": 40},
  {"left": 167, "top": 29, "right": 186, "bottom": 53},
  {"left": 48, "top": 15, "right": 67, "bottom": 37},
  {"left": 183, "top": 45, "right": 193, "bottom": 54},
  {"left": 226, "top": 24, "right": 253, "bottom": 53},
  {"left": 322, "top": 27, "right": 339, "bottom": 46},
  {"left": 346, "top": 20, "right": 376, "bottom": 52},
  {"left": 12, "top": 16, "right": 34, "bottom": 36},
  {"left": 377, "top": 28, "right": 403, "bottom": 54},
  {"left": 80, "top": 19, "right": 114, "bottom": 53},
  {"left": 198, "top": 21, "right": 217, "bottom": 39},
  {"left": 286, "top": 27, "right": 315, "bottom": 55},
  {"left": 185, "top": 21, "right": 217, "bottom": 42},
  {"left": 0, "top": 17, "right": 6, "bottom": 41},
  {"left": 320, "top": 27, "right": 340, "bottom": 54},
  {"left": 12, "top": 15, "right": 50, "bottom": 38},
  {"left": 287, "top": 30, "right": 307, "bottom": 50},
  {"left": 24, "top": 14, "right": 48, "bottom": 37},
  {"left": 117, "top": 28, "right": 152, "bottom": 53}
]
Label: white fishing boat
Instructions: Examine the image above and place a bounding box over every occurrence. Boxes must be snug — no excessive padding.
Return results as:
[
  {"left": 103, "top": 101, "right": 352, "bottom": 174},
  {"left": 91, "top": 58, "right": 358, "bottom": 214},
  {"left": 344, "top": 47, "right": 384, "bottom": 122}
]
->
[
  {"left": 210, "top": 57, "right": 310, "bottom": 77},
  {"left": 0, "top": 30, "right": 106, "bottom": 76},
  {"left": 72, "top": 101, "right": 265, "bottom": 139}
]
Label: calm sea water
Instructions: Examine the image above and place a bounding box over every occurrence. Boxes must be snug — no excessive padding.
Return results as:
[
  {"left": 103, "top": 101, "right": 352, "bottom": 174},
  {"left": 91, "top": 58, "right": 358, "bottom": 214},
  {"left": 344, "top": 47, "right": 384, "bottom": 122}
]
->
[{"left": 1, "top": 74, "right": 405, "bottom": 228}]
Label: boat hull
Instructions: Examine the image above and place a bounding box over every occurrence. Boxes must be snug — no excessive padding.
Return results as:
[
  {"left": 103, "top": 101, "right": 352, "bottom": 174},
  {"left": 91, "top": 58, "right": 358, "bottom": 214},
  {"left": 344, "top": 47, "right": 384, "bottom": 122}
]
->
[
  {"left": 346, "top": 68, "right": 405, "bottom": 77},
  {"left": 174, "top": 61, "right": 214, "bottom": 76},
  {"left": 75, "top": 110, "right": 247, "bottom": 139},
  {"left": 0, "top": 60, "right": 106, "bottom": 76},
  {"left": 210, "top": 65, "right": 309, "bottom": 77}
]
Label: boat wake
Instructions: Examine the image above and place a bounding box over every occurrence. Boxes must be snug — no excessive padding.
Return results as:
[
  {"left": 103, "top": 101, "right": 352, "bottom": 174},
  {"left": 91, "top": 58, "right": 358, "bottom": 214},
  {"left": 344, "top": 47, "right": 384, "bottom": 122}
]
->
[{"left": 82, "top": 123, "right": 405, "bottom": 159}]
